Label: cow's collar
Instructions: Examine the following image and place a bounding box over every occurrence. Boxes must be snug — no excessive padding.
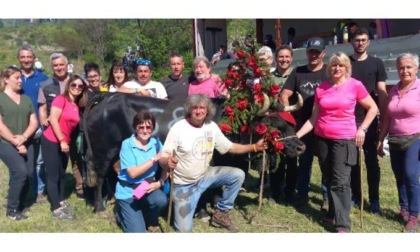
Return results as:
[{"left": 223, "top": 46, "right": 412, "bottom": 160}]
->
[{"left": 186, "top": 118, "right": 204, "bottom": 128}]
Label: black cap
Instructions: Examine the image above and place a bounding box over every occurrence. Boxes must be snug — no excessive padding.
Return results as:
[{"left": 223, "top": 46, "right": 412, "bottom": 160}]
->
[{"left": 307, "top": 37, "right": 325, "bottom": 52}]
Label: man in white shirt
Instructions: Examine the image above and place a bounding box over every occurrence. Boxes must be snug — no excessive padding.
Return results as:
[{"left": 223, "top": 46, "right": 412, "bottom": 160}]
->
[{"left": 121, "top": 59, "right": 168, "bottom": 99}]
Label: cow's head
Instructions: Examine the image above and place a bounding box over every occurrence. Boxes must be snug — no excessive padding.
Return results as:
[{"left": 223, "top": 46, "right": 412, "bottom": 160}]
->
[{"left": 260, "top": 113, "right": 306, "bottom": 158}]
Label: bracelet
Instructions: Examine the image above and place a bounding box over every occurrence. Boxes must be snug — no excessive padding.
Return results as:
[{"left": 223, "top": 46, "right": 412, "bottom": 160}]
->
[
  {"left": 158, "top": 179, "right": 165, "bottom": 187},
  {"left": 358, "top": 126, "right": 368, "bottom": 133},
  {"left": 252, "top": 144, "right": 257, "bottom": 153}
]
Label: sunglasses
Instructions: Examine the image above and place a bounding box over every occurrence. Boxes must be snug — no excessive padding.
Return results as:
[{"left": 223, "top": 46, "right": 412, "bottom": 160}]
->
[
  {"left": 136, "top": 59, "right": 151, "bottom": 66},
  {"left": 137, "top": 125, "right": 153, "bottom": 131},
  {"left": 70, "top": 83, "right": 84, "bottom": 89},
  {"left": 7, "top": 65, "right": 21, "bottom": 71}
]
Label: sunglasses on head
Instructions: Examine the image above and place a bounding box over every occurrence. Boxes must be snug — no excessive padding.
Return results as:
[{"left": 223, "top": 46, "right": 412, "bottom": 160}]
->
[
  {"left": 136, "top": 59, "right": 151, "bottom": 66},
  {"left": 70, "top": 83, "right": 84, "bottom": 89},
  {"left": 7, "top": 65, "right": 21, "bottom": 71},
  {"left": 137, "top": 125, "right": 153, "bottom": 131}
]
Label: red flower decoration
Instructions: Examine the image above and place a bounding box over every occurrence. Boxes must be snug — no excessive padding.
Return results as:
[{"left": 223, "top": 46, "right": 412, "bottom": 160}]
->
[
  {"left": 270, "top": 129, "right": 280, "bottom": 139},
  {"left": 225, "top": 106, "right": 234, "bottom": 116},
  {"left": 275, "top": 141, "right": 285, "bottom": 152},
  {"left": 253, "top": 83, "right": 262, "bottom": 92},
  {"left": 240, "top": 124, "right": 249, "bottom": 134},
  {"left": 220, "top": 123, "right": 233, "bottom": 134},
  {"left": 236, "top": 50, "right": 245, "bottom": 59},
  {"left": 270, "top": 84, "right": 281, "bottom": 96},
  {"left": 237, "top": 99, "right": 248, "bottom": 110},
  {"left": 253, "top": 67, "right": 262, "bottom": 77},
  {"left": 224, "top": 79, "right": 233, "bottom": 88},
  {"left": 255, "top": 123, "right": 268, "bottom": 135},
  {"left": 253, "top": 93, "right": 265, "bottom": 103}
]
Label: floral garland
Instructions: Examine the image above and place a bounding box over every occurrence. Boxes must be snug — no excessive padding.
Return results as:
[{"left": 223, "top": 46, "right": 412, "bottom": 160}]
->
[{"left": 218, "top": 46, "right": 285, "bottom": 157}]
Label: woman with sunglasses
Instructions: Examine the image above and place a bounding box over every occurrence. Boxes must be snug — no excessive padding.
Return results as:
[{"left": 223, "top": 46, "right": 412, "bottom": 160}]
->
[
  {"left": 115, "top": 111, "right": 168, "bottom": 233},
  {"left": 41, "top": 75, "right": 89, "bottom": 220},
  {"left": 0, "top": 66, "right": 38, "bottom": 220}
]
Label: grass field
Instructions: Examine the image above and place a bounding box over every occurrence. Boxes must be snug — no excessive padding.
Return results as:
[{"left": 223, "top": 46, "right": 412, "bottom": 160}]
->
[{"left": 0, "top": 154, "right": 408, "bottom": 234}]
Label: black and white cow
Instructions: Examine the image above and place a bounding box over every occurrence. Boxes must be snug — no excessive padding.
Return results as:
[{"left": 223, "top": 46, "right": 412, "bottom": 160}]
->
[{"left": 83, "top": 92, "right": 305, "bottom": 213}]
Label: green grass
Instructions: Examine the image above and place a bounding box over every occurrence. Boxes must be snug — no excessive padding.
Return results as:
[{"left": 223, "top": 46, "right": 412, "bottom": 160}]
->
[{"left": 0, "top": 155, "right": 407, "bottom": 233}]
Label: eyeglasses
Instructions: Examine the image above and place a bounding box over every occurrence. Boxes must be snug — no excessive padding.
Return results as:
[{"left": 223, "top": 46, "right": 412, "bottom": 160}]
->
[
  {"left": 137, "top": 125, "right": 153, "bottom": 131},
  {"left": 354, "top": 39, "right": 369, "bottom": 44},
  {"left": 87, "top": 74, "right": 99, "bottom": 79},
  {"left": 70, "top": 83, "right": 84, "bottom": 89},
  {"left": 136, "top": 59, "right": 151, "bottom": 66}
]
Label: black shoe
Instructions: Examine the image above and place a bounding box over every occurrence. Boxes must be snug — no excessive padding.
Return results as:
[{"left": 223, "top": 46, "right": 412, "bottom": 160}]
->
[
  {"left": 7, "top": 210, "right": 29, "bottom": 221},
  {"left": 194, "top": 208, "right": 211, "bottom": 222}
]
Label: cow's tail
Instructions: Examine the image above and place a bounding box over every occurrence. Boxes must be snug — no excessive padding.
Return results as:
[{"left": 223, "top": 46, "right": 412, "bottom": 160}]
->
[{"left": 83, "top": 93, "right": 108, "bottom": 187}]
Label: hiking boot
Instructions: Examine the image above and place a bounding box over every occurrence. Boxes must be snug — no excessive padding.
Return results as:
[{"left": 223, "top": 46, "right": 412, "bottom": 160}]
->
[
  {"left": 293, "top": 196, "right": 309, "bottom": 208},
  {"left": 195, "top": 208, "right": 211, "bottom": 222},
  {"left": 211, "top": 209, "right": 239, "bottom": 232},
  {"left": 321, "top": 199, "right": 329, "bottom": 212},
  {"left": 369, "top": 201, "right": 382, "bottom": 215},
  {"left": 404, "top": 215, "right": 419, "bottom": 233},
  {"left": 400, "top": 208, "right": 410, "bottom": 222},
  {"left": 60, "top": 201, "right": 76, "bottom": 212},
  {"left": 36, "top": 193, "right": 48, "bottom": 203},
  {"left": 6, "top": 210, "right": 29, "bottom": 221},
  {"left": 52, "top": 208, "right": 76, "bottom": 220}
]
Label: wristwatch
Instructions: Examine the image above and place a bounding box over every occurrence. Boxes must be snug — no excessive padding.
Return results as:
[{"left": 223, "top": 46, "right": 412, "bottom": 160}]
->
[{"left": 359, "top": 126, "right": 368, "bottom": 133}]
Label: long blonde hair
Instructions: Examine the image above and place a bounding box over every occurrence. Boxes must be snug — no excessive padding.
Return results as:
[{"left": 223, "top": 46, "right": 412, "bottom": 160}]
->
[{"left": 0, "top": 66, "right": 21, "bottom": 92}]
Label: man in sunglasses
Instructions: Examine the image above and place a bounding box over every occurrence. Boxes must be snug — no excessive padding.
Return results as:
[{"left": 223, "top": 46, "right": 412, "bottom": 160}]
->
[
  {"left": 349, "top": 27, "right": 388, "bottom": 214},
  {"left": 38, "top": 53, "right": 85, "bottom": 200},
  {"left": 121, "top": 59, "right": 168, "bottom": 99}
]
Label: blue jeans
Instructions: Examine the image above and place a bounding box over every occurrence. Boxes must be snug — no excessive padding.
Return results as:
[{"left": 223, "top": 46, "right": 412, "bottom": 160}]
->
[
  {"left": 33, "top": 139, "right": 46, "bottom": 194},
  {"left": 173, "top": 166, "right": 245, "bottom": 232},
  {"left": 117, "top": 189, "right": 167, "bottom": 233},
  {"left": 390, "top": 139, "right": 420, "bottom": 216}
]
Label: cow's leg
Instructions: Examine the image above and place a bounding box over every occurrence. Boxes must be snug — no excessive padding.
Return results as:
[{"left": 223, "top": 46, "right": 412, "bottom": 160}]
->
[{"left": 94, "top": 177, "right": 106, "bottom": 213}]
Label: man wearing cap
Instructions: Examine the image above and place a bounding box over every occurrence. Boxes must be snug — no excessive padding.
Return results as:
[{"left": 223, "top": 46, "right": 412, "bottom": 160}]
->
[
  {"left": 280, "top": 37, "right": 328, "bottom": 209},
  {"left": 120, "top": 59, "right": 168, "bottom": 100}
]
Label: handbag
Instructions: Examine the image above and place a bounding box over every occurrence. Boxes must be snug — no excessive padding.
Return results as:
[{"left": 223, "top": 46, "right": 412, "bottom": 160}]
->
[{"left": 387, "top": 133, "right": 420, "bottom": 151}]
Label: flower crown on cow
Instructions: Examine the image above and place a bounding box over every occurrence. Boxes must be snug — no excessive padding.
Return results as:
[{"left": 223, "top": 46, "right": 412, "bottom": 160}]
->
[{"left": 218, "top": 45, "right": 286, "bottom": 157}]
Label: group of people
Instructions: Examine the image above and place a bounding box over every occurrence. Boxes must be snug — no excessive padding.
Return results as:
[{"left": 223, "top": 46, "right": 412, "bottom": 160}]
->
[{"left": 0, "top": 26, "right": 419, "bottom": 233}]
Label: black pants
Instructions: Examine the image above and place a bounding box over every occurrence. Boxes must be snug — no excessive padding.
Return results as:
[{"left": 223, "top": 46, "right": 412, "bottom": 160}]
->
[
  {"left": 351, "top": 118, "right": 380, "bottom": 204},
  {"left": 0, "top": 142, "right": 34, "bottom": 214},
  {"left": 316, "top": 136, "right": 356, "bottom": 232},
  {"left": 41, "top": 136, "right": 69, "bottom": 210}
]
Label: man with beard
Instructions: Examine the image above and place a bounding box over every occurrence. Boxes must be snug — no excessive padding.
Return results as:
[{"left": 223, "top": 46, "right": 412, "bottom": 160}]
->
[
  {"left": 280, "top": 37, "right": 328, "bottom": 210},
  {"left": 188, "top": 56, "right": 220, "bottom": 98},
  {"left": 160, "top": 52, "right": 194, "bottom": 101},
  {"left": 349, "top": 27, "right": 388, "bottom": 214},
  {"left": 18, "top": 45, "right": 48, "bottom": 203}
]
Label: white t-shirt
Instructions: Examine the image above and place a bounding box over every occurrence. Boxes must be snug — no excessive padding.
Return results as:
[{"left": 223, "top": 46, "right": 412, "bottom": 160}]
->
[
  {"left": 123, "top": 80, "right": 168, "bottom": 99},
  {"left": 162, "top": 119, "right": 233, "bottom": 185}
]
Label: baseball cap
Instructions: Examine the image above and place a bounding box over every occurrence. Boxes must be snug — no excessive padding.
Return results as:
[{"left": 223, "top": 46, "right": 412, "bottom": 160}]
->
[{"left": 307, "top": 37, "right": 325, "bottom": 52}]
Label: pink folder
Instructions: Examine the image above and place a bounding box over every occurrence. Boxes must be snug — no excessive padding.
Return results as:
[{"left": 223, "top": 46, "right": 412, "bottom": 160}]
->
[{"left": 132, "top": 180, "right": 150, "bottom": 200}]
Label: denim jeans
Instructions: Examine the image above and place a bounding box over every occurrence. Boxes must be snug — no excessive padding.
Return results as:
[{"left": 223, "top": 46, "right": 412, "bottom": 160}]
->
[
  {"left": 33, "top": 139, "right": 46, "bottom": 194},
  {"left": 390, "top": 139, "right": 420, "bottom": 216},
  {"left": 173, "top": 166, "right": 245, "bottom": 232},
  {"left": 117, "top": 189, "right": 167, "bottom": 233}
]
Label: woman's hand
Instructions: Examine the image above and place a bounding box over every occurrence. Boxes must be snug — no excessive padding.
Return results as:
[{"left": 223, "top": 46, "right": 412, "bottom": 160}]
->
[
  {"left": 376, "top": 141, "right": 385, "bottom": 157},
  {"left": 17, "top": 145, "right": 27, "bottom": 155},
  {"left": 60, "top": 142, "right": 70, "bottom": 153},
  {"left": 146, "top": 181, "right": 161, "bottom": 194},
  {"left": 355, "top": 128, "right": 365, "bottom": 148},
  {"left": 11, "top": 135, "right": 26, "bottom": 147}
]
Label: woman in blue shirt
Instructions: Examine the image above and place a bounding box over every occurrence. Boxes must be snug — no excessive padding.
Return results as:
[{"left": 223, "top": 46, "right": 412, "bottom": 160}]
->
[{"left": 115, "top": 111, "right": 168, "bottom": 233}]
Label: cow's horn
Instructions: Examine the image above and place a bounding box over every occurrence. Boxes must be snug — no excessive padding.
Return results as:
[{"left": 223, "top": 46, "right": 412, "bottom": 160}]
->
[
  {"left": 283, "top": 92, "right": 303, "bottom": 112},
  {"left": 256, "top": 92, "right": 270, "bottom": 116}
]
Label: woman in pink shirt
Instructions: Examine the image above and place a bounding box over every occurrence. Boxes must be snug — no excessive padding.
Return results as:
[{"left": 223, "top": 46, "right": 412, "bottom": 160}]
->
[
  {"left": 297, "top": 52, "right": 378, "bottom": 233},
  {"left": 377, "top": 52, "right": 420, "bottom": 232},
  {"left": 41, "top": 75, "right": 89, "bottom": 220}
]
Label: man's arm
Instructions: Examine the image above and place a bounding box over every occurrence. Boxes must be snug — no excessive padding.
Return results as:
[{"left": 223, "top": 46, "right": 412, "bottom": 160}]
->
[
  {"left": 38, "top": 103, "right": 48, "bottom": 127},
  {"left": 228, "top": 138, "right": 267, "bottom": 155},
  {"left": 280, "top": 89, "right": 293, "bottom": 106}
]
